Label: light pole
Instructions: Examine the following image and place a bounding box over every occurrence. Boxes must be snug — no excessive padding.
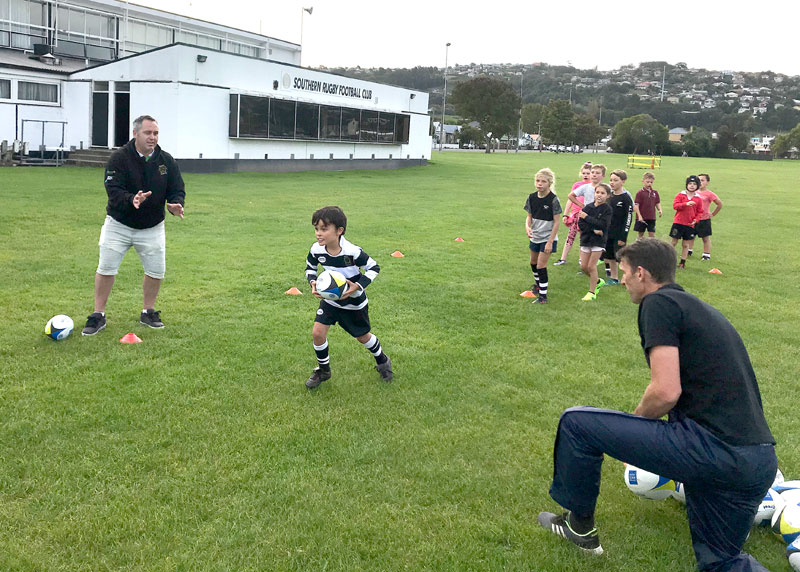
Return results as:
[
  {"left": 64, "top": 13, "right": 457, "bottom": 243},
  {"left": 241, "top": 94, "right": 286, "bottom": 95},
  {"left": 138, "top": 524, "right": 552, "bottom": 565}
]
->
[
  {"left": 439, "top": 42, "right": 450, "bottom": 152},
  {"left": 300, "top": 7, "right": 313, "bottom": 66},
  {"left": 516, "top": 70, "right": 523, "bottom": 152}
]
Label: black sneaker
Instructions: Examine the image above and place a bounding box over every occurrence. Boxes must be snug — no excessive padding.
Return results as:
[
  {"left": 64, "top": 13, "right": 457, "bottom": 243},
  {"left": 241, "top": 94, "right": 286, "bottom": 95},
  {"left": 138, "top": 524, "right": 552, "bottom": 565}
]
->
[
  {"left": 538, "top": 511, "right": 603, "bottom": 555},
  {"left": 305, "top": 367, "right": 331, "bottom": 388},
  {"left": 376, "top": 356, "right": 393, "bottom": 382},
  {"left": 140, "top": 309, "right": 165, "bottom": 329},
  {"left": 81, "top": 312, "right": 106, "bottom": 336},
  {"left": 533, "top": 295, "right": 548, "bottom": 304}
]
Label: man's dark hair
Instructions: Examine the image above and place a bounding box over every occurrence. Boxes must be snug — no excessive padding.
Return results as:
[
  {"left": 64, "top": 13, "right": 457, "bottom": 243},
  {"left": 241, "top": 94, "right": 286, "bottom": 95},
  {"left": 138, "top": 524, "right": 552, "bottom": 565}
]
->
[
  {"left": 312, "top": 206, "right": 347, "bottom": 234},
  {"left": 699, "top": 173, "right": 711, "bottom": 182},
  {"left": 616, "top": 238, "right": 676, "bottom": 284},
  {"left": 133, "top": 115, "right": 158, "bottom": 131}
]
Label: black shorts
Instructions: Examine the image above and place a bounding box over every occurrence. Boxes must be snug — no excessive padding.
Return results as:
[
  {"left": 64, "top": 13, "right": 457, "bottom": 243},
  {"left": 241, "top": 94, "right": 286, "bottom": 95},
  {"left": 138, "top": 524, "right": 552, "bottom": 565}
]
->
[
  {"left": 695, "top": 219, "right": 712, "bottom": 238},
  {"left": 634, "top": 219, "right": 656, "bottom": 233},
  {"left": 669, "top": 223, "right": 696, "bottom": 241},
  {"left": 605, "top": 238, "right": 625, "bottom": 260},
  {"left": 315, "top": 301, "right": 371, "bottom": 337}
]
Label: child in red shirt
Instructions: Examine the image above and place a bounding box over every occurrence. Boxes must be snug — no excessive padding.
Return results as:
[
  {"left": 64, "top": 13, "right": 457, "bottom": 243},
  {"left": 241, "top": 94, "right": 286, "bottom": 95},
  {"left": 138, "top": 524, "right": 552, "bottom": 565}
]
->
[{"left": 669, "top": 175, "right": 703, "bottom": 269}]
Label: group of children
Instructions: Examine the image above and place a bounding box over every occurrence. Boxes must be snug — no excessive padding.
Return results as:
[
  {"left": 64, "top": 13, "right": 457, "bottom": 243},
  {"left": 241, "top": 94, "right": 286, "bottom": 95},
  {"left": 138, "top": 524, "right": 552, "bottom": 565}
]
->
[
  {"left": 524, "top": 162, "right": 723, "bottom": 303},
  {"left": 299, "top": 164, "right": 722, "bottom": 389}
]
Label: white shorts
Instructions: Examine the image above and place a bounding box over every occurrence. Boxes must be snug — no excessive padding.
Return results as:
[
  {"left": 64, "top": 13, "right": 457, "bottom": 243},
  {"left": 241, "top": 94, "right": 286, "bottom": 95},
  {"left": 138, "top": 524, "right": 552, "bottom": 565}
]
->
[
  {"left": 97, "top": 215, "right": 166, "bottom": 279},
  {"left": 580, "top": 246, "right": 605, "bottom": 253}
]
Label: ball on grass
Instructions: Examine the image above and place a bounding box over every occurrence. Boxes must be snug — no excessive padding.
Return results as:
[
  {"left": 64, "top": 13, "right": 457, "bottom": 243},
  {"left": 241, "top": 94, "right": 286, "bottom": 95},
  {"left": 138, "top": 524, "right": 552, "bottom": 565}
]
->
[
  {"left": 623, "top": 464, "right": 676, "bottom": 501},
  {"left": 45, "top": 314, "right": 74, "bottom": 340}
]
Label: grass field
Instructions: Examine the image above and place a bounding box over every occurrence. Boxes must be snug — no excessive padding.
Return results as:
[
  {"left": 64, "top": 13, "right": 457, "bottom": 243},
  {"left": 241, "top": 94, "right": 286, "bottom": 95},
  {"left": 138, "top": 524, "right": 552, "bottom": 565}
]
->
[{"left": 1, "top": 151, "right": 799, "bottom": 571}]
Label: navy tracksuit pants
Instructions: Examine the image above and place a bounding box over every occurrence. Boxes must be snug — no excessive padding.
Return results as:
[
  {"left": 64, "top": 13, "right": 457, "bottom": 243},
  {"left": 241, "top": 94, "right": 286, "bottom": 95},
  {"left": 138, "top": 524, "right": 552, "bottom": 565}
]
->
[{"left": 549, "top": 406, "right": 777, "bottom": 572}]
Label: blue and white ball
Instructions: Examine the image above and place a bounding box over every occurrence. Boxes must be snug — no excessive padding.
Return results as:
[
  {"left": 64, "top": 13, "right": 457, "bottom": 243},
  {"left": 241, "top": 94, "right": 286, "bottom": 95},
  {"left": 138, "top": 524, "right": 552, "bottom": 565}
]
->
[
  {"left": 623, "top": 464, "right": 677, "bottom": 500},
  {"left": 774, "top": 480, "right": 800, "bottom": 496},
  {"left": 315, "top": 270, "right": 348, "bottom": 301},
  {"left": 672, "top": 481, "right": 686, "bottom": 504},
  {"left": 754, "top": 488, "right": 778, "bottom": 527},
  {"left": 772, "top": 489, "right": 800, "bottom": 544},
  {"left": 774, "top": 468, "right": 785, "bottom": 488},
  {"left": 44, "top": 314, "right": 74, "bottom": 340},
  {"left": 788, "top": 536, "right": 800, "bottom": 571}
]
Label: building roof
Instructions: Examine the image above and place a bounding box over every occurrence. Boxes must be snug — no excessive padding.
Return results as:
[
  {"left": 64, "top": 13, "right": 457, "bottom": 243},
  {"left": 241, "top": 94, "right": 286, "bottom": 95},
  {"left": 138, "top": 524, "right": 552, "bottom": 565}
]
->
[
  {"left": 0, "top": 49, "right": 86, "bottom": 75},
  {"left": 669, "top": 127, "right": 689, "bottom": 134}
]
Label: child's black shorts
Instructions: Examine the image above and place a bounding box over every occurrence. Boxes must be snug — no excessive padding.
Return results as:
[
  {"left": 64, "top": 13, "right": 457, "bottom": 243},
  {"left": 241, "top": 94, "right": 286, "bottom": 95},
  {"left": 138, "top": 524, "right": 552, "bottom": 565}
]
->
[
  {"left": 605, "top": 237, "right": 625, "bottom": 260},
  {"left": 634, "top": 219, "right": 656, "bottom": 233},
  {"left": 315, "top": 301, "right": 371, "bottom": 337},
  {"left": 694, "top": 219, "right": 712, "bottom": 238},
  {"left": 669, "top": 223, "right": 696, "bottom": 241}
]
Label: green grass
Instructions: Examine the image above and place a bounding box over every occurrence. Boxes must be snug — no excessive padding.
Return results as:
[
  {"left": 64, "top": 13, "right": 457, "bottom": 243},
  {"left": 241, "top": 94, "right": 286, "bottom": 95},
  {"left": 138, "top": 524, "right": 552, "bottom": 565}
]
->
[{"left": 1, "top": 152, "right": 798, "bottom": 571}]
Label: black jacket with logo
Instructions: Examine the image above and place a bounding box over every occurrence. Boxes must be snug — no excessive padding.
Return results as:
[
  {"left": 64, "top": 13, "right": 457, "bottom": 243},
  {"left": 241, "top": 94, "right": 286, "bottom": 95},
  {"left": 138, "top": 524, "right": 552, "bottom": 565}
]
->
[{"left": 104, "top": 139, "right": 185, "bottom": 229}]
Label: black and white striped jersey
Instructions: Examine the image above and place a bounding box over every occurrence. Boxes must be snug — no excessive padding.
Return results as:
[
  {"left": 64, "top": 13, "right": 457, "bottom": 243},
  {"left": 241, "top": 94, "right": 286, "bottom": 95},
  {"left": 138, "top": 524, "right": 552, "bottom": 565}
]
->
[{"left": 305, "top": 236, "right": 380, "bottom": 310}]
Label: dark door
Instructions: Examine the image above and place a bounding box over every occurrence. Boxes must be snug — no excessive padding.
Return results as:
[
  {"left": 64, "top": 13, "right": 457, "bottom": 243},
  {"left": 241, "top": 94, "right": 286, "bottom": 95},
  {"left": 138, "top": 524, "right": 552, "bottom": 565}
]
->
[
  {"left": 114, "top": 93, "right": 130, "bottom": 147},
  {"left": 92, "top": 92, "right": 108, "bottom": 147}
]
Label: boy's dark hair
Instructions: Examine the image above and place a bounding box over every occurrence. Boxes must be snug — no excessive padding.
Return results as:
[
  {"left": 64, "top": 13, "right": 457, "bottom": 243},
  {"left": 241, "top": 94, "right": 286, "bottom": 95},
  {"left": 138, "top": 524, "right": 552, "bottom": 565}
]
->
[
  {"left": 699, "top": 173, "right": 711, "bottom": 182},
  {"left": 616, "top": 239, "right": 676, "bottom": 284},
  {"left": 610, "top": 169, "right": 628, "bottom": 181},
  {"left": 312, "top": 206, "right": 347, "bottom": 233},
  {"left": 643, "top": 172, "right": 655, "bottom": 180},
  {"left": 685, "top": 175, "right": 701, "bottom": 189}
]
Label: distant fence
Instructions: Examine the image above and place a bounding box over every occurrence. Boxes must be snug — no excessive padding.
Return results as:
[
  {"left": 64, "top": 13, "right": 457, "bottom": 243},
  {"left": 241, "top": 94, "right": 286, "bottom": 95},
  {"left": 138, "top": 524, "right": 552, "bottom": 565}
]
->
[{"left": 627, "top": 155, "right": 662, "bottom": 169}]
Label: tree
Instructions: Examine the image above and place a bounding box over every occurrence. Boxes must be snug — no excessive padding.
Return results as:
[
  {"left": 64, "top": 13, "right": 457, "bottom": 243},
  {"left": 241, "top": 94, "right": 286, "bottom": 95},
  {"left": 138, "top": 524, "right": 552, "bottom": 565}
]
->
[
  {"left": 540, "top": 100, "right": 575, "bottom": 145},
  {"left": 457, "top": 124, "right": 483, "bottom": 148},
  {"left": 772, "top": 123, "right": 800, "bottom": 157},
  {"left": 573, "top": 113, "right": 606, "bottom": 146},
  {"left": 609, "top": 114, "right": 669, "bottom": 154},
  {"left": 451, "top": 76, "right": 521, "bottom": 153},
  {"left": 521, "top": 103, "right": 546, "bottom": 134},
  {"left": 682, "top": 128, "right": 714, "bottom": 157}
]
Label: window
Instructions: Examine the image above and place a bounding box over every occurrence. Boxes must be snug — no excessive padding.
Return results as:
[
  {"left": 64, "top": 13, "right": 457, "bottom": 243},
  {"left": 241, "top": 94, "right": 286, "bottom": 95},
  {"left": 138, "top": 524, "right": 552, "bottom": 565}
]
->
[
  {"left": 238, "top": 94, "right": 268, "bottom": 138},
  {"left": 320, "top": 106, "right": 341, "bottom": 140},
  {"left": 360, "top": 110, "right": 378, "bottom": 142},
  {"left": 228, "top": 94, "right": 239, "bottom": 137},
  {"left": 0, "top": 78, "right": 10, "bottom": 99},
  {"left": 115, "top": 81, "right": 130, "bottom": 93},
  {"left": 341, "top": 108, "right": 360, "bottom": 141},
  {"left": 395, "top": 114, "right": 410, "bottom": 144},
  {"left": 295, "top": 102, "right": 319, "bottom": 140},
  {"left": 378, "top": 112, "right": 395, "bottom": 143},
  {"left": 18, "top": 81, "right": 57, "bottom": 102},
  {"left": 269, "top": 99, "right": 295, "bottom": 139}
]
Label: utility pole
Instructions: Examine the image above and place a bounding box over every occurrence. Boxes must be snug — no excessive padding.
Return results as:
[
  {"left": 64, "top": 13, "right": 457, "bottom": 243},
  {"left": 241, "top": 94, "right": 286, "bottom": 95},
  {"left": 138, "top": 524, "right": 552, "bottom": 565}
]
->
[{"left": 439, "top": 42, "right": 450, "bottom": 152}]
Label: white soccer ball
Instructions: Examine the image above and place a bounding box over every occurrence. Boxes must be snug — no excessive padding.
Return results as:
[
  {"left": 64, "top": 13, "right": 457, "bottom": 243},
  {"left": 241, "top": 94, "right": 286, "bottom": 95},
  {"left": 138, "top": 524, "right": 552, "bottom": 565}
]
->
[
  {"left": 772, "top": 489, "right": 800, "bottom": 544},
  {"left": 623, "top": 464, "right": 677, "bottom": 501},
  {"left": 788, "top": 536, "right": 800, "bottom": 571},
  {"left": 672, "top": 481, "right": 686, "bottom": 504},
  {"left": 44, "top": 314, "right": 74, "bottom": 340},
  {"left": 774, "top": 468, "right": 785, "bottom": 488},
  {"left": 315, "top": 270, "right": 348, "bottom": 301},
  {"left": 775, "top": 481, "right": 800, "bottom": 496},
  {"left": 754, "top": 488, "right": 778, "bottom": 527}
]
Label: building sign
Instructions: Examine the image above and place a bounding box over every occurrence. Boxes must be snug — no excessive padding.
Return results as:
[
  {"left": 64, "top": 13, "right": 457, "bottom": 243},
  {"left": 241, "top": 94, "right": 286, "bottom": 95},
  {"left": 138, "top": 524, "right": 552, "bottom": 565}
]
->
[{"left": 287, "top": 73, "right": 373, "bottom": 100}]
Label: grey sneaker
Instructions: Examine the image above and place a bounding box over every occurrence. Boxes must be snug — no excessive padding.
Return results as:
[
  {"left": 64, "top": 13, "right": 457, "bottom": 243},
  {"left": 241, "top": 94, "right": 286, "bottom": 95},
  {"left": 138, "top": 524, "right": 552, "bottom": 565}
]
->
[
  {"left": 306, "top": 367, "right": 331, "bottom": 388},
  {"left": 81, "top": 312, "right": 106, "bottom": 336},
  {"left": 538, "top": 511, "right": 603, "bottom": 555},
  {"left": 140, "top": 309, "right": 164, "bottom": 329},
  {"left": 376, "top": 356, "right": 393, "bottom": 382}
]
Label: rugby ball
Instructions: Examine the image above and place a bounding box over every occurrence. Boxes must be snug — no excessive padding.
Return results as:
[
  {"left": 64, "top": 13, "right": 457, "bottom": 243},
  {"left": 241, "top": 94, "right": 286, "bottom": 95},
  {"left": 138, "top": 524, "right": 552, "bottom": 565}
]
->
[
  {"left": 315, "top": 270, "right": 348, "bottom": 301},
  {"left": 672, "top": 482, "right": 686, "bottom": 504},
  {"left": 623, "top": 464, "right": 677, "bottom": 500},
  {"left": 774, "top": 468, "right": 785, "bottom": 488},
  {"left": 788, "top": 536, "right": 800, "bottom": 571},
  {"left": 774, "top": 480, "right": 800, "bottom": 496},
  {"left": 754, "top": 488, "right": 778, "bottom": 527},
  {"left": 45, "top": 314, "right": 74, "bottom": 340},
  {"left": 772, "top": 489, "right": 800, "bottom": 544}
]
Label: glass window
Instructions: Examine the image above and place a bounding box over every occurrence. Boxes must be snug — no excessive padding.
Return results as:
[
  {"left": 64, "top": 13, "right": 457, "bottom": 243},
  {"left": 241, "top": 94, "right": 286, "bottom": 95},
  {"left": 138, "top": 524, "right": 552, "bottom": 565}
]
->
[
  {"left": 0, "top": 31, "right": 8, "bottom": 47},
  {"left": 238, "top": 95, "right": 268, "bottom": 138},
  {"left": 295, "top": 102, "right": 319, "bottom": 140},
  {"left": 360, "top": 110, "right": 378, "bottom": 142},
  {"left": 93, "top": 81, "right": 108, "bottom": 92},
  {"left": 196, "top": 34, "right": 220, "bottom": 49},
  {"left": 228, "top": 94, "right": 239, "bottom": 137},
  {"left": 115, "top": 81, "right": 130, "bottom": 92},
  {"left": 378, "top": 113, "right": 395, "bottom": 143},
  {"left": 0, "top": 79, "right": 10, "bottom": 99},
  {"left": 395, "top": 114, "right": 410, "bottom": 144},
  {"left": 320, "top": 105, "right": 341, "bottom": 140},
  {"left": 18, "top": 81, "right": 58, "bottom": 102},
  {"left": 269, "top": 99, "right": 295, "bottom": 139},
  {"left": 341, "top": 108, "right": 360, "bottom": 141},
  {"left": 86, "top": 12, "right": 113, "bottom": 39}
]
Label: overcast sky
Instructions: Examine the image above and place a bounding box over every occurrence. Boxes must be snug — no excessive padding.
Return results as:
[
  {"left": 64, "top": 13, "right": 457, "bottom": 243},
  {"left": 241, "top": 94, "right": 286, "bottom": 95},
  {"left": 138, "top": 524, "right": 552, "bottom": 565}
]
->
[{"left": 147, "top": 0, "right": 800, "bottom": 76}]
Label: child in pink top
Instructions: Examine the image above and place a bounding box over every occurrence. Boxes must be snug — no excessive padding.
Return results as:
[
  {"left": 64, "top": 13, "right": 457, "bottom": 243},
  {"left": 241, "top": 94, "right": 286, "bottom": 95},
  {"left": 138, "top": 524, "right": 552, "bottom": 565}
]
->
[
  {"left": 692, "top": 173, "right": 723, "bottom": 261},
  {"left": 554, "top": 162, "right": 590, "bottom": 266}
]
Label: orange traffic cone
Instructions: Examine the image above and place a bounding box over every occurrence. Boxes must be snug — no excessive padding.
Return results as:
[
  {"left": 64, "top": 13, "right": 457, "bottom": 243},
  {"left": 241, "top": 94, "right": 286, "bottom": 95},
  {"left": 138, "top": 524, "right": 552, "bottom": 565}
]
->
[
  {"left": 391, "top": 251, "right": 405, "bottom": 257},
  {"left": 455, "top": 237, "right": 464, "bottom": 242},
  {"left": 120, "top": 333, "right": 143, "bottom": 344},
  {"left": 285, "top": 287, "right": 302, "bottom": 295},
  {"left": 520, "top": 290, "right": 536, "bottom": 298},
  {"left": 709, "top": 268, "right": 722, "bottom": 274}
]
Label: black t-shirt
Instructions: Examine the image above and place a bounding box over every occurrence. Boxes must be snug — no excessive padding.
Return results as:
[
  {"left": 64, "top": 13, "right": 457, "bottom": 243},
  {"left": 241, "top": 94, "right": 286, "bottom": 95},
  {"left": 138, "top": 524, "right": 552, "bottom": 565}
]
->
[{"left": 638, "top": 283, "right": 774, "bottom": 446}]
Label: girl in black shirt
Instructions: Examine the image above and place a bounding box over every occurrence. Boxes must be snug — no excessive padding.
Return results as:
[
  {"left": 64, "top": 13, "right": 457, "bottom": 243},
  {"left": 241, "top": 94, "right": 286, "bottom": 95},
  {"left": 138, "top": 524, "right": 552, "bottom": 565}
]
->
[{"left": 578, "top": 184, "right": 612, "bottom": 301}]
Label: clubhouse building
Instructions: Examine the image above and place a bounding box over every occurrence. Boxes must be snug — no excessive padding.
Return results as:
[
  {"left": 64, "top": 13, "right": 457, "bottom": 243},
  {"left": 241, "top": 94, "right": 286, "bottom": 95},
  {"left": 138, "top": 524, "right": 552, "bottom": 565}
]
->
[{"left": 0, "top": 0, "right": 431, "bottom": 171}]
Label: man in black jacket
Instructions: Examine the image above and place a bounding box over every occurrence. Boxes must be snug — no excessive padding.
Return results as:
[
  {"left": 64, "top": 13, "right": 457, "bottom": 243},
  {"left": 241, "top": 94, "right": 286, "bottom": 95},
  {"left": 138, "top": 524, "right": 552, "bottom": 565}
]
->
[{"left": 82, "top": 115, "right": 185, "bottom": 335}]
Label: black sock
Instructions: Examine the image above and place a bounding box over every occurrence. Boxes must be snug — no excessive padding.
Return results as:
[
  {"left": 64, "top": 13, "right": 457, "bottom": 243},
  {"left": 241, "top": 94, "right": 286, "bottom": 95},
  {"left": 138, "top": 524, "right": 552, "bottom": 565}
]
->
[
  {"left": 532, "top": 267, "right": 540, "bottom": 290},
  {"left": 314, "top": 340, "right": 330, "bottom": 370},
  {"left": 568, "top": 510, "right": 595, "bottom": 534},
  {"left": 605, "top": 262, "right": 611, "bottom": 277},
  {"left": 537, "top": 267, "right": 548, "bottom": 296},
  {"left": 680, "top": 258, "right": 686, "bottom": 266},
  {"left": 362, "top": 334, "right": 388, "bottom": 364}
]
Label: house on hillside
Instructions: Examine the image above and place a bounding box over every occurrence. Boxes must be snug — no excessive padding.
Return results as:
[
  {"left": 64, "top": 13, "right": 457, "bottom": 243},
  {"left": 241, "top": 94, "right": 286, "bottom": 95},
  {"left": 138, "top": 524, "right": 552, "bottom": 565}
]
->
[{"left": 668, "top": 128, "right": 689, "bottom": 142}]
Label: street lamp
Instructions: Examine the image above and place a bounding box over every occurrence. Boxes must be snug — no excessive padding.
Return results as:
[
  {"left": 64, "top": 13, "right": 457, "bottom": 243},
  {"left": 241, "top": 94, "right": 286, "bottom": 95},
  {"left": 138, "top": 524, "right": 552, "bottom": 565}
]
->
[
  {"left": 439, "top": 42, "right": 450, "bottom": 152},
  {"left": 300, "top": 7, "right": 313, "bottom": 66}
]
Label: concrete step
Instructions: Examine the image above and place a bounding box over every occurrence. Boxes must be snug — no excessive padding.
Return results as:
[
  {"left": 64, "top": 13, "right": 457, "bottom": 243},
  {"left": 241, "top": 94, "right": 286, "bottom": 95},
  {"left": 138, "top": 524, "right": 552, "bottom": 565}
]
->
[{"left": 64, "top": 158, "right": 107, "bottom": 168}]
